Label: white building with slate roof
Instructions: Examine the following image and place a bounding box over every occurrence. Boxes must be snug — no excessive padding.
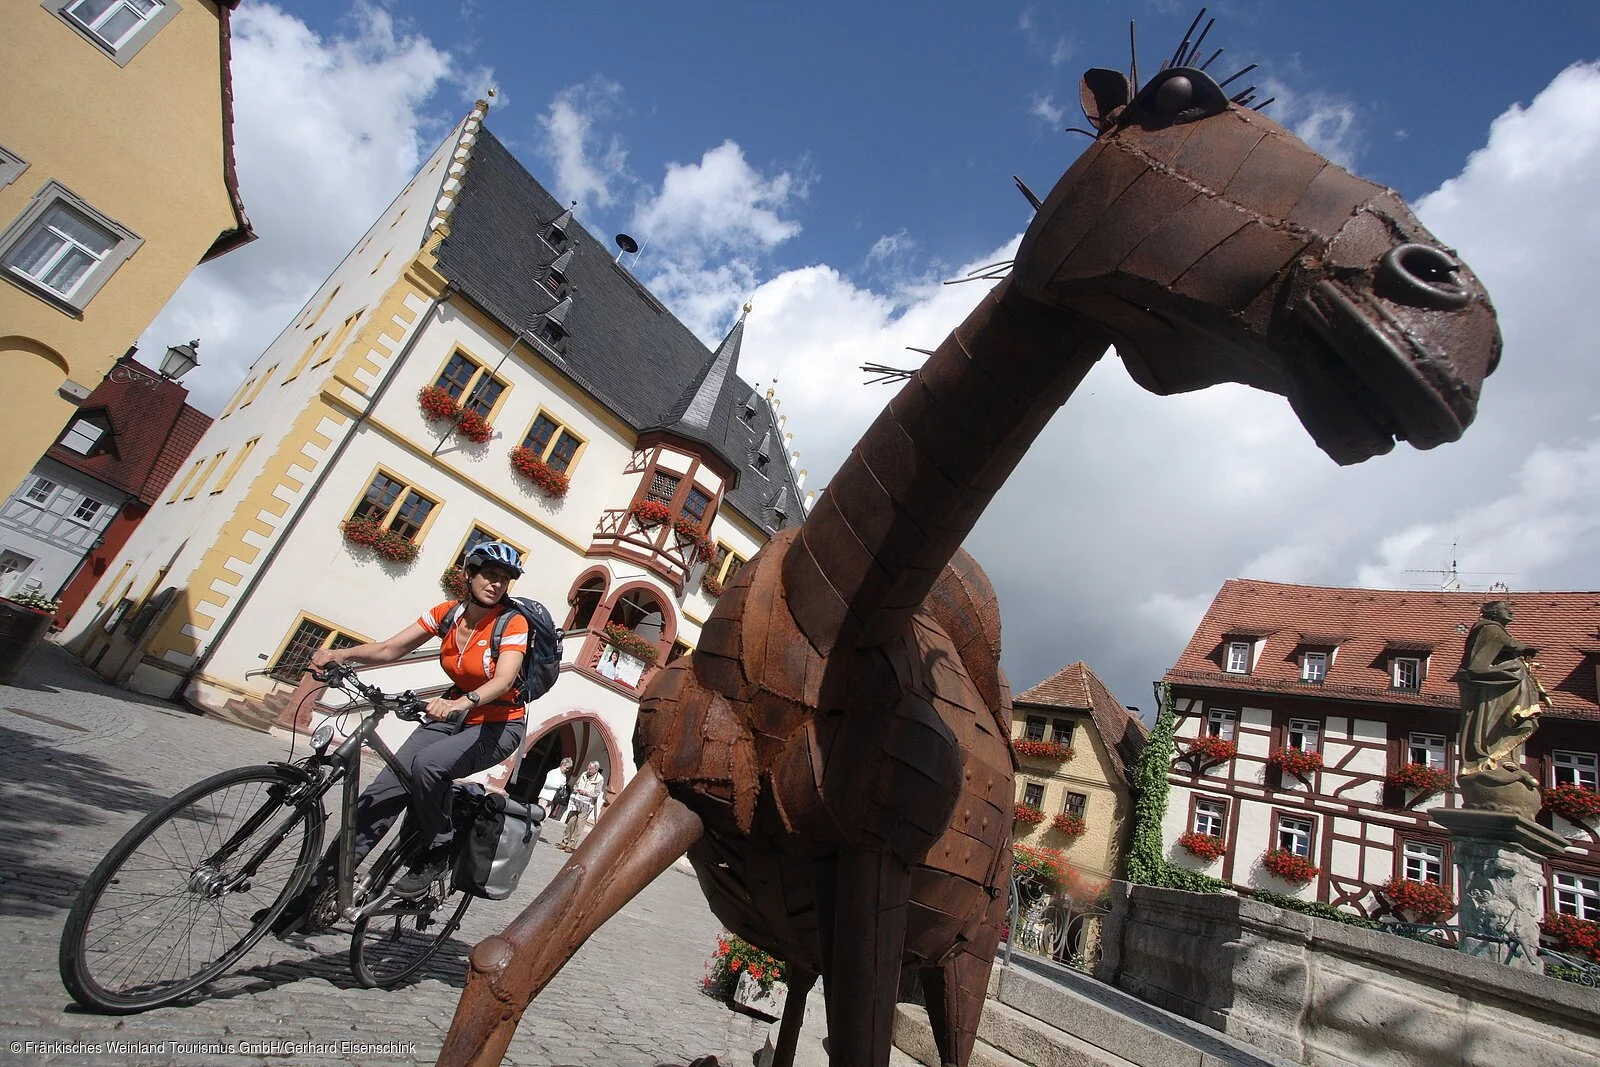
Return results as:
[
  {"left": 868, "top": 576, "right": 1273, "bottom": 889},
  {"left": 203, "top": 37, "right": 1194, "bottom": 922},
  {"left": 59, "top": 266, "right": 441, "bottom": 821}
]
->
[{"left": 60, "top": 101, "right": 806, "bottom": 800}]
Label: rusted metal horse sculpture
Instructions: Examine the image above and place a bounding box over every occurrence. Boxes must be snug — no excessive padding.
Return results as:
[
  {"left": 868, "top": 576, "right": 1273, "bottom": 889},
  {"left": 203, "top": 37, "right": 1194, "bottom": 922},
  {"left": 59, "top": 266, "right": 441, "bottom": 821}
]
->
[{"left": 440, "top": 19, "right": 1501, "bottom": 1067}]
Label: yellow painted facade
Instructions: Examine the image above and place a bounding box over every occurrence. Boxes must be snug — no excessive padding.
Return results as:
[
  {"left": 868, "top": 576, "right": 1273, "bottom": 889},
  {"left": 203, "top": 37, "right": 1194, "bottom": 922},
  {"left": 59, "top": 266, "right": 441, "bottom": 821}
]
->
[{"left": 0, "top": 0, "right": 247, "bottom": 495}]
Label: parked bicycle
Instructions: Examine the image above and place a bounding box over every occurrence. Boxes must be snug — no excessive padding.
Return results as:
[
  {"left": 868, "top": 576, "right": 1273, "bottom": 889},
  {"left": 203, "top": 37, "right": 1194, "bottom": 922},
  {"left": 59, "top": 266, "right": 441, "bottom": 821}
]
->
[{"left": 58, "top": 662, "right": 536, "bottom": 1012}]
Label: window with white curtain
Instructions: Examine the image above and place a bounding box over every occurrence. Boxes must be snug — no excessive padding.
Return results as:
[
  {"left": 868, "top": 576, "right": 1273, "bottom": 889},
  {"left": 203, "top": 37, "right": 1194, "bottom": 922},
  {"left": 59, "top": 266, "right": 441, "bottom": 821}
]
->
[{"left": 0, "top": 183, "right": 141, "bottom": 311}]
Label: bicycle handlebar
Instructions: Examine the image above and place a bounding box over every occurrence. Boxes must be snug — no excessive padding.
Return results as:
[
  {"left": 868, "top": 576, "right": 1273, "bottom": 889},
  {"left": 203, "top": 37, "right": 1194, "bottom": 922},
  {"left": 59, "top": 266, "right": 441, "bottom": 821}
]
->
[{"left": 310, "top": 662, "right": 429, "bottom": 722}]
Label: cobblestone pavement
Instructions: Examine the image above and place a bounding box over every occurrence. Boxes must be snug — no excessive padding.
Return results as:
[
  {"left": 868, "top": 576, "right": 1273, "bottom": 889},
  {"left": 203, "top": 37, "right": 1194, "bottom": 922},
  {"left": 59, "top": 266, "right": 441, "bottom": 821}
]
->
[{"left": 0, "top": 644, "right": 771, "bottom": 1067}]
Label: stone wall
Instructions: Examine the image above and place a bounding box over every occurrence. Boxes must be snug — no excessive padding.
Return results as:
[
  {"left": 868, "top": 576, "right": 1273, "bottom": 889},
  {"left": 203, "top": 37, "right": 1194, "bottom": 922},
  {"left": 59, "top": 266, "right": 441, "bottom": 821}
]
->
[{"left": 1094, "top": 880, "right": 1600, "bottom": 1067}]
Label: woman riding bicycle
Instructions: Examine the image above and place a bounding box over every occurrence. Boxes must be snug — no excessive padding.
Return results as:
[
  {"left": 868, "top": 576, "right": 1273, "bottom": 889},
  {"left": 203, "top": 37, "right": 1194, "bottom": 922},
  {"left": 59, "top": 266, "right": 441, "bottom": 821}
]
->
[{"left": 272, "top": 540, "right": 531, "bottom": 934}]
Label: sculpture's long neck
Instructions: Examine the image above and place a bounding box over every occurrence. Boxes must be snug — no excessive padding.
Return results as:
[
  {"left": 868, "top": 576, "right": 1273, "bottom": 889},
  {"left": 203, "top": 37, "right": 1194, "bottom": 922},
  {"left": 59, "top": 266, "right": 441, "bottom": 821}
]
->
[{"left": 782, "top": 278, "right": 1111, "bottom": 656}]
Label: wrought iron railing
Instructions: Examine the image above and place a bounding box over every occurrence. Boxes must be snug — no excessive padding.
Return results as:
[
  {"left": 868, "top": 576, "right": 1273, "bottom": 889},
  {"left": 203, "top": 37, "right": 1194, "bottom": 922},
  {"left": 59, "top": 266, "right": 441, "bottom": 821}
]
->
[{"left": 1002, "top": 874, "right": 1109, "bottom": 974}]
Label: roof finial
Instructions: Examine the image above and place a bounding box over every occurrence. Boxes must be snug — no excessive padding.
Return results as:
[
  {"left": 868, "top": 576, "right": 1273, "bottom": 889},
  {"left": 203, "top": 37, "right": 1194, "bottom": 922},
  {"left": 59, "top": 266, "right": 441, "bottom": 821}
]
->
[{"left": 743, "top": 300, "right": 753, "bottom": 316}]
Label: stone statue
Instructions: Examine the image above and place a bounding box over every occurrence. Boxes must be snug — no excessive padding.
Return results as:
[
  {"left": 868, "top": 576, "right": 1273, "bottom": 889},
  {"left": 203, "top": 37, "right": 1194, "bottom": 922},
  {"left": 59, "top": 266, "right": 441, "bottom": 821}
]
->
[
  {"left": 1455, "top": 601, "right": 1551, "bottom": 817},
  {"left": 437, "top": 14, "right": 1501, "bottom": 1067},
  {"left": 1456, "top": 837, "right": 1545, "bottom": 966}
]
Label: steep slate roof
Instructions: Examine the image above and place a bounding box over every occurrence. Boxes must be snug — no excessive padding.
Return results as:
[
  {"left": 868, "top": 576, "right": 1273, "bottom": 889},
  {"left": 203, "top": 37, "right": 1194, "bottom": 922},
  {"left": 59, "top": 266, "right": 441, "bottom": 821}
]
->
[
  {"left": 1016, "top": 661, "right": 1149, "bottom": 785},
  {"left": 433, "top": 128, "right": 803, "bottom": 533},
  {"left": 1165, "top": 579, "right": 1600, "bottom": 721},
  {"left": 47, "top": 354, "right": 213, "bottom": 504}
]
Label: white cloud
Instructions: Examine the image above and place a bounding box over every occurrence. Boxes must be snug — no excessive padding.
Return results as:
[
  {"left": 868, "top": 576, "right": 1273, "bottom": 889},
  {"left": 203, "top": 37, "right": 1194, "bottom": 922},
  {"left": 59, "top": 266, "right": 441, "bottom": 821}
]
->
[
  {"left": 1260, "top": 78, "right": 1363, "bottom": 170},
  {"left": 1030, "top": 94, "right": 1067, "bottom": 127},
  {"left": 536, "top": 77, "right": 629, "bottom": 215},
  {"left": 135, "top": 2, "right": 463, "bottom": 414}
]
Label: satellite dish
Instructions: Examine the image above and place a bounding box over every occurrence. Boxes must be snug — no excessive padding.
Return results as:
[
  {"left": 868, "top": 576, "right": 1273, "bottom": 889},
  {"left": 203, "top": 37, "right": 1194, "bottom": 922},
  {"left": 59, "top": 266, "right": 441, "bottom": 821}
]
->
[{"left": 615, "top": 233, "right": 640, "bottom": 254}]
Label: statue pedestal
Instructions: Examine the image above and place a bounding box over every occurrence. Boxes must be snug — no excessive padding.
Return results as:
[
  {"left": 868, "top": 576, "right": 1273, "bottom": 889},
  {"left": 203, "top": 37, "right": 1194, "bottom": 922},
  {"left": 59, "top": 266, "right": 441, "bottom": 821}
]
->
[{"left": 1429, "top": 807, "right": 1568, "bottom": 971}]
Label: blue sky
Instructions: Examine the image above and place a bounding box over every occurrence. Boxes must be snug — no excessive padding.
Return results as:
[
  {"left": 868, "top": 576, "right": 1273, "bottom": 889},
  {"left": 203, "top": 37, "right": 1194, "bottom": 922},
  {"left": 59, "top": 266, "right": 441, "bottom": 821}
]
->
[{"left": 142, "top": 1, "right": 1600, "bottom": 713}]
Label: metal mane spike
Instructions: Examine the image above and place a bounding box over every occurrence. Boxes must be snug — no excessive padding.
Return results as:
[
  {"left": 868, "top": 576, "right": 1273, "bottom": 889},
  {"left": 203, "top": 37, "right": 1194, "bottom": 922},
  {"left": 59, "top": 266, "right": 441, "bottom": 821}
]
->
[
  {"left": 1199, "top": 47, "right": 1223, "bottom": 71},
  {"left": 861, "top": 362, "right": 915, "bottom": 386},
  {"left": 1231, "top": 87, "right": 1257, "bottom": 105},
  {"left": 1218, "top": 62, "right": 1257, "bottom": 88},
  {"left": 1014, "top": 175, "right": 1044, "bottom": 211},
  {"left": 1253, "top": 97, "right": 1276, "bottom": 111},
  {"left": 1170, "top": 8, "right": 1206, "bottom": 68},
  {"left": 1184, "top": 18, "right": 1215, "bottom": 66},
  {"left": 1129, "top": 20, "right": 1139, "bottom": 94},
  {"left": 943, "top": 259, "right": 1014, "bottom": 285}
]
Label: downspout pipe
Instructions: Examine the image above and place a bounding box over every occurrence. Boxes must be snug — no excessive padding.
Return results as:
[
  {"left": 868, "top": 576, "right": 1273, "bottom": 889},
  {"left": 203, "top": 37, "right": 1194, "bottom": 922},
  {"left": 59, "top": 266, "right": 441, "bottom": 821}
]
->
[{"left": 172, "top": 289, "right": 452, "bottom": 704}]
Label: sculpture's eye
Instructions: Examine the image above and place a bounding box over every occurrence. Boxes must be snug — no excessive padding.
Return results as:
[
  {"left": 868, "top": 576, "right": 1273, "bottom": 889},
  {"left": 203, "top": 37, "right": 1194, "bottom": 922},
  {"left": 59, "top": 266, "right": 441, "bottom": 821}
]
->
[{"left": 1155, "top": 75, "right": 1194, "bottom": 114}]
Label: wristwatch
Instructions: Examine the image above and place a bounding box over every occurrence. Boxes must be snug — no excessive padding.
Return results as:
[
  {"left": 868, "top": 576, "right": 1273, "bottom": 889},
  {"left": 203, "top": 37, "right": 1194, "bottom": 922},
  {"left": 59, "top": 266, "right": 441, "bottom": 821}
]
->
[{"left": 464, "top": 691, "right": 481, "bottom": 706}]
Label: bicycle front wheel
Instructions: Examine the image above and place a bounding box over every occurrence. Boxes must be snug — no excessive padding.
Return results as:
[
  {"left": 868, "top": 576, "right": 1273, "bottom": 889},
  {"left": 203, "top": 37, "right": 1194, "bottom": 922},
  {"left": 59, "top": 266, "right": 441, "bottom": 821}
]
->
[
  {"left": 349, "top": 842, "right": 472, "bottom": 988},
  {"left": 59, "top": 764, "right": 323, "bottom": 1013}
]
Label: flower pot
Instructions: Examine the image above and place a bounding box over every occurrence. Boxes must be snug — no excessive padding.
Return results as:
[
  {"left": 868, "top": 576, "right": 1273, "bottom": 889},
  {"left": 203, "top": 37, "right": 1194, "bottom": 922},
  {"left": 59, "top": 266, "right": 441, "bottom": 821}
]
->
[
  {"left": 0, "top": 599, "right": 53, "bottom": 684},
  {"left": 732, "top": 969, "right": 787, "bottom": 1020}
]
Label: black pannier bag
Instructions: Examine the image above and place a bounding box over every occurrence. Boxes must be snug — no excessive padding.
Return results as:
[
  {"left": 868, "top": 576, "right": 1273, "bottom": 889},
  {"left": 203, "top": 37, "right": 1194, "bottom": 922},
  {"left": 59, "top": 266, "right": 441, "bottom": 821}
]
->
[{"left": 454, "top": 789, "right": 544, "bottom": 900}]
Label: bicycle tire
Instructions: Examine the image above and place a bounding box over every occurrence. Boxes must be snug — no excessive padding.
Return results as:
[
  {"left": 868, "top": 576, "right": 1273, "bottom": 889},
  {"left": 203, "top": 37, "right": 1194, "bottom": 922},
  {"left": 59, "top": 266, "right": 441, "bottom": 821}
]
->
[
  {"left": 349, "top": 840, "right": 472, "bottom": 988},
  {"left": 59, "top": 764, "right": 323, "bottom": 1013}
]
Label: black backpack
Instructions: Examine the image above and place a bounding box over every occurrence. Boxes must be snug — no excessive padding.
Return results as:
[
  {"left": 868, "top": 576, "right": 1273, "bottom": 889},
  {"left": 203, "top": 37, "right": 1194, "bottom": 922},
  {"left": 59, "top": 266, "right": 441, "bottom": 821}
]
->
[{"left": 441, "top": 596, "right": 563, "bottom": 704}]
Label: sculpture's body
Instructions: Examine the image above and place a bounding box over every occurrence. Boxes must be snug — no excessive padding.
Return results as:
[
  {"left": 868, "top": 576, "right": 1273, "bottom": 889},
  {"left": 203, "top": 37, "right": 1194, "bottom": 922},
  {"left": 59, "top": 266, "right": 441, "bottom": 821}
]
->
[
  {"left": 1455, "top": 600, "right": 1551, "bottom": 815},
  {"left": 440, "top": 19, "right": 1501, "bottom": 1067}
]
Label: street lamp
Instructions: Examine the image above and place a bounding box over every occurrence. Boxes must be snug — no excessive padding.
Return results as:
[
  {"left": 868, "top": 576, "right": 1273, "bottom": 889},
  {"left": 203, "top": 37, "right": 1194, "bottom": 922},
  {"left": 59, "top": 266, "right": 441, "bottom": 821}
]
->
[{"left": 159, "top": 340, "right": 200, "bottom": 381}]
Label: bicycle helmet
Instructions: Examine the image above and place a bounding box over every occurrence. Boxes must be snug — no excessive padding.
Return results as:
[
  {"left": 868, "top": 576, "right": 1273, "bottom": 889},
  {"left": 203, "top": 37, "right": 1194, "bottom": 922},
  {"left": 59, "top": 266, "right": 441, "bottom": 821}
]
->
[{"left": 464, "top": 540, "right": 523, "bottom": 578}]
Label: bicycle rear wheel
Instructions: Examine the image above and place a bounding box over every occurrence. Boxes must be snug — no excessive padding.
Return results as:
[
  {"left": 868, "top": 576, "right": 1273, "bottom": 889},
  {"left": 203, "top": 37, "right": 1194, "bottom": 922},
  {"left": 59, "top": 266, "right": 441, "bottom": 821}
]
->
[
  {"left": 349, "top": 841, "right": 472, "bottom": 988},
  {"left": 59, "top": 764, "right": 323, "bottom": 1013}
]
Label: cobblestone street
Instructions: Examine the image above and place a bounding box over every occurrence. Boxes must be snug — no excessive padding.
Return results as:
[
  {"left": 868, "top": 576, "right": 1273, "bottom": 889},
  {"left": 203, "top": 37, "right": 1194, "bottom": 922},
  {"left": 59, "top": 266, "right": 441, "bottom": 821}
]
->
[{"left": 0, "top": 645, "right": 770, "bottom": 1067}]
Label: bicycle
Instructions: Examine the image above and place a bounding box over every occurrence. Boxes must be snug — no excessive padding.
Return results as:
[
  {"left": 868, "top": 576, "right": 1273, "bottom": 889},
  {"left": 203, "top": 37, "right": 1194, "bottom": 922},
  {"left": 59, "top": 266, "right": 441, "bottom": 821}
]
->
[{"left": 59, "top": 662, "right": 485, "bottom": 1012}]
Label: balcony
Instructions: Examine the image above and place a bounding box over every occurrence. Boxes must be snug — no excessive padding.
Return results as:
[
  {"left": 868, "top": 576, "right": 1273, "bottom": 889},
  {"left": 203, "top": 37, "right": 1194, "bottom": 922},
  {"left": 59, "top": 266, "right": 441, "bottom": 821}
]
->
[{"left": 590, "top": 506, "right": 706, "bottom": 593}]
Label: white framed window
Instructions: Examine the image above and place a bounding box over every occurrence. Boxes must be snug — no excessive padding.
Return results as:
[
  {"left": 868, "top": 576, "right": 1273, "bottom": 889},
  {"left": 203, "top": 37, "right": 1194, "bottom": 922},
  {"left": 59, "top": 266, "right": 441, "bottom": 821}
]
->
[
  {"left": 0, "top": 144, "right": 28, "bottom": 190},
  {"left": 0, "top": 182, "right": 142, "bottom": 312},
  {"left": 46, "top": 0, "right": 180, "bottom": 65},
  {"left": 1409, "top": 732, "right": 1447, "bottom": 769},
  {"left": 1300, "top": 651, "right": 1327, "bottom": 683},
  {"left": 23, "top": 476, "right": 56, "bottom": 505},
  {"left": 1554, "top": 751, "right": 1599, "bottom": 790},
  {"left": 1287, "top": 718, "right": 1321, "bottom": 754},
  {"left": 1553, "top": 872, "right": 1600, "bottom": 921},
  {"left": 1206, "top": 708, "right": 1237, "bottom": 741},
  {"left": 1193, "top": 797, "right": 1226, "bottom": 837},
  {"left": 70, "top": 496, "right": 105, "bottom": 525},
  {"left": 1392, "top": 657, "right": 1421, "bottom": 691},
  {"left": 1022, "top": 782, "right": 1044, "bottom": 809},
  {"left": 1276, "top": 815, "right": 1315, "bottom": 858},
  {"left": 1225, "top": 641, "right": 1251, "bottom": 674},
  {"left": 59, "top": 416, "right": 107, "bottom": 454},
  {"left": 1401, "top": 840, "right": 1444, "bottom": 883}
]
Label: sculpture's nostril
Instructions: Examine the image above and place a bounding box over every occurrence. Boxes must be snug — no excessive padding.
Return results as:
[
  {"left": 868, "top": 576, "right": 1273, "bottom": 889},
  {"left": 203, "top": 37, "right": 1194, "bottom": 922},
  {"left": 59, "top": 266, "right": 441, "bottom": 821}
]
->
[{"left": 1378, "top": 243, "right": 1471, "bottom": 309}]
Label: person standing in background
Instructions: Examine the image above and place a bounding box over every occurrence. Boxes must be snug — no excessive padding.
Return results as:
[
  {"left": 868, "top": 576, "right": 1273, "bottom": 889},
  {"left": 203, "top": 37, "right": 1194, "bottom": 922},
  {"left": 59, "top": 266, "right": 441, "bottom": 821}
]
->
[{"left": 557, "top": 760, "right": 605, "bottom": 851}]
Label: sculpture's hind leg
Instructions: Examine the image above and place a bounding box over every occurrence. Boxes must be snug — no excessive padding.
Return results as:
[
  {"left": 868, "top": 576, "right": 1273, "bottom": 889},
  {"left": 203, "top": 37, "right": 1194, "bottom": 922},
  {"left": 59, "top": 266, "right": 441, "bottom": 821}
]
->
[
  {"left": 919, "top": 887, "right": 1007, "bottom": 1067},
  {"left": 437, "top": 764, "right": 704, "bottom": 1067},
  {"left": 816, "top": 849, "right": 912, "bottom": 1067},
  {"left": 770, "top": 967, "right": 819, "bottom": 1067}
]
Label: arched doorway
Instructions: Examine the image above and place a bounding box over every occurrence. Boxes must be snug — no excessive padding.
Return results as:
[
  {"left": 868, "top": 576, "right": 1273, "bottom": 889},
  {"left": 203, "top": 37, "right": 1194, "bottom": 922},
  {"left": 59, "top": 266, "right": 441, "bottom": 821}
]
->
[{"left": 506, "top": 710, "right": 624, "bottom": 809}]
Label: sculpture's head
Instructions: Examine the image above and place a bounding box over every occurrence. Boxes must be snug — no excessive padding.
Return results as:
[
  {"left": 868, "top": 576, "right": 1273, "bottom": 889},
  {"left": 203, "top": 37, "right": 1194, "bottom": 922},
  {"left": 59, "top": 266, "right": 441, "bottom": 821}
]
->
[
  {"left": 1483, "top": 600, "right": 1514, "bottom": 624},
  {"left": 1011, "top": 41, "right": 1501, "bottom": 465}
]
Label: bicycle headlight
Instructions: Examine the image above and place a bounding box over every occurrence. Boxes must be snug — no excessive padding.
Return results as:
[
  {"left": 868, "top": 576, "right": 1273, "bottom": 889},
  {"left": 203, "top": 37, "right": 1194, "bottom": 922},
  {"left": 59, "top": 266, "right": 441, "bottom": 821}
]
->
[{"left": 310, "top": 722, "right": 336, "bottom": 754}]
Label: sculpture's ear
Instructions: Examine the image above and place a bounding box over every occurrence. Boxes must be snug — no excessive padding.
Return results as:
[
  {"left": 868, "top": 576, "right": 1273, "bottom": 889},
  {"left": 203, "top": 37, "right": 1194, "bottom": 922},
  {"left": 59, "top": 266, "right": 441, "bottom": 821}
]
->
[{"left": 1080, "top": 68, "right": 1131, "bottom": 131}]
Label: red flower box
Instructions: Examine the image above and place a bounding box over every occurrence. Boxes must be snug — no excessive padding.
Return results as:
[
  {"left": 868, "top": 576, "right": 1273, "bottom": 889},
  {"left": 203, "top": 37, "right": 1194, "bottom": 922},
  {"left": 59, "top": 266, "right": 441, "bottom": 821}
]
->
[
  {"left": 1268, "top": 748, "right": 1324, "bottom": 778},
  {"left": 1185, "top": 735, "right": 1237, "bottom": 767},
  {"left": 440, "top": 564, "right": 468, "bottom": 600},
  {"left": 1387, "top": 763, "right": 1453, "bottom": 796},
  {"left": 701, "top": 574, "right": 725, "bottom": 599},
  {"left": 1543, "top": 784, "right": 1600, "bottom": 823},
  {"left": 418, "top": 384, "right": 461, "bottom": 422},
  {"left": 455, "top": 408, "right": 493, "bottom": 443},
  {"left": 601, "top": 622, "right": 658, "bottom": 665},
  {"left": 630, "top": 499, "right": 673, "bottom": 527},
  {"left": 1261, "top": 848, "right": 1319, "bottom": 885},
  {"left": 1178, "top": 831, "right": 1227, "bottom": 861},
  {"left": 509, "top": 447, "right": 571, "bottom": 497},
  {"left": 1382, "top": 877, "right": 1455, "bottom": 920},
  {"left": 1012, "top": 843, "right": 1071, "bottom": 889},
  {"left": 1051, "top": 812, "right": 1086, "bottom": 837},
  {"left": 1013, "top": 739, "right": 1074, "bottom": 762},
  {"left": 672, "top": 517, "right": 716, "bottom": 563},
  {"left": 1542, "top": 913, "right": 1600, "bottom": 964},
  {"left": 339, "top": 517, "right": 418, "bottom": 563},
  {"left": 1014, "top": 803, "right": 1046, "bottom": 825}
]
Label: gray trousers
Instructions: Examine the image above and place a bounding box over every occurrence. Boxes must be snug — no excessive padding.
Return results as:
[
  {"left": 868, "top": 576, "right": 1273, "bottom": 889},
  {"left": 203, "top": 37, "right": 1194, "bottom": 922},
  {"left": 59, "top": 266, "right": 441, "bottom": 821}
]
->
[{"left": 304, "top": 717, "right": 525, "bottom": 895}]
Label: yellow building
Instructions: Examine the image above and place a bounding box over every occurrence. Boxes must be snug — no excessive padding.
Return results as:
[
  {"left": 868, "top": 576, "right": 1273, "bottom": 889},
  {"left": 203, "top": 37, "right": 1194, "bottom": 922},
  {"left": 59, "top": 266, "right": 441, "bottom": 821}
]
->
[
  {"left": 1011, "top": 661, "right": 1149, "bottom": 883},
  {"left": 0, "top": 0, "right": 252, "bottom": 495}
]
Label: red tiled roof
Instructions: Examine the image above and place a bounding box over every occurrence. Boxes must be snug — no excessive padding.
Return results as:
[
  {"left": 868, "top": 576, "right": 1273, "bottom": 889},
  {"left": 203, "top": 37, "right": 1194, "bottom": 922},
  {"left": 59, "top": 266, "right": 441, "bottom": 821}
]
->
[
  {"left": 1164, "top": 579, "right": 1600, "bottom": 721},
  {"left": 1015, "top": 661, "right": 1149, "bottom": 785},
  {"left": 47, "top": 355, "right": 212, "bottom": 504}
]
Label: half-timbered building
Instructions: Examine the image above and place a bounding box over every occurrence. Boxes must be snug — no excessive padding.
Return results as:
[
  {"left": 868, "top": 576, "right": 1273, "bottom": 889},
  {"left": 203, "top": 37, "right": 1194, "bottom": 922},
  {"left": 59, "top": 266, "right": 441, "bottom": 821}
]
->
[{"left": 1159, "top": 579, "right": 1600, "bottom": 922}]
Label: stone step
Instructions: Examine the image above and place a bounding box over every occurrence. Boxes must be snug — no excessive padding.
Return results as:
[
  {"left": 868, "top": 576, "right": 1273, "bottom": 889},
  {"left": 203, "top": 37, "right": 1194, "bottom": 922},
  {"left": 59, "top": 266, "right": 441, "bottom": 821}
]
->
[
  {"left": 994, "top": 955, "right": 1294, "bottom": 1067},
  {"left": 894, "top": 1002, "right": 1031, "bottom": 1067},
  {"left": 207, "top": 696, "right": 276, "bottom": 733}
]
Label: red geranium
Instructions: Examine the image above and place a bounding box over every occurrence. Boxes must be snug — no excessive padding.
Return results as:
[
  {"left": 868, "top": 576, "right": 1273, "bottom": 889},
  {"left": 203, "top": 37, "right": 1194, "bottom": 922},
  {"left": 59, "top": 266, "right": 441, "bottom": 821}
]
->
[
  {"left": 672, "top": 517, "right": 715, "bottom": 563},
  {"left": 340, "top": 517, "right": 418, "bottom": 563},
  {"left": 1543, "top": 784, "right": 1600, "bottom": 823},
  {"left": 440, "top": 564, "right": 468, "bottom": 600},
  {"left": 1261, "top": 848, "right": 1319, "bottom": 885},
  {"left": 701, "top": 574, "right": 725, "bottom": 599},
  {"left": 1014, "top": 803, "right": 1046, "bottom": 825},
  {"left": 1387, "top": 763, "right": 1453, "bottom": 796},
  {"left": 601, "top": 622, "right": 658, "bottom": 665},
  {"left": 509, "top": 447, "right": 570, "bottom": 497},
  {"left": 418, "top": 384, "right": 461, "bottom": 422},
  {"left": 630, "top": 499, "right": 673, "bottom": 526},
  {"left": 703, "top": 932, "right": 788, "bottom": 1000},
  {"left": 1185, "top": 735, "right": 1237, "bottom": 767},
  {"left": 1382, "top": 877, "right": 1455, "bottom": 920},
  {"left": 455, "top": 408, "right": 493, "bottom": 443},
  {"left": 1013, "top": 739, "right": 1074, "bottom": 762},
  {"left": 1542, "top": 913, "right": 1600, "bottom": 963},
  {"left": 1051, "top": 812, "right": 1086, "bottom": 837},
  {"left": 1011, "top": 844, "right": 1070, "bottom": 889},
  {"left": 1178, "top": 831, "right": 1227, "bottom": 861},
  {"left": 1269, "top": 748, "right": 1324, "bottom": 778}
]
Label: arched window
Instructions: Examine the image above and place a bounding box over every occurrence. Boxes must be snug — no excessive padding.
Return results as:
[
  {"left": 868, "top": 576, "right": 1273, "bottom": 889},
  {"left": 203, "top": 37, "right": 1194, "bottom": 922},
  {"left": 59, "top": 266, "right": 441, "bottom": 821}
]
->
[
  {"left": 608, "top": 587, "right": 665, "bottom": 632},
  {"left": 566, "top": 573, "right": 607, "bottom": 631}
]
